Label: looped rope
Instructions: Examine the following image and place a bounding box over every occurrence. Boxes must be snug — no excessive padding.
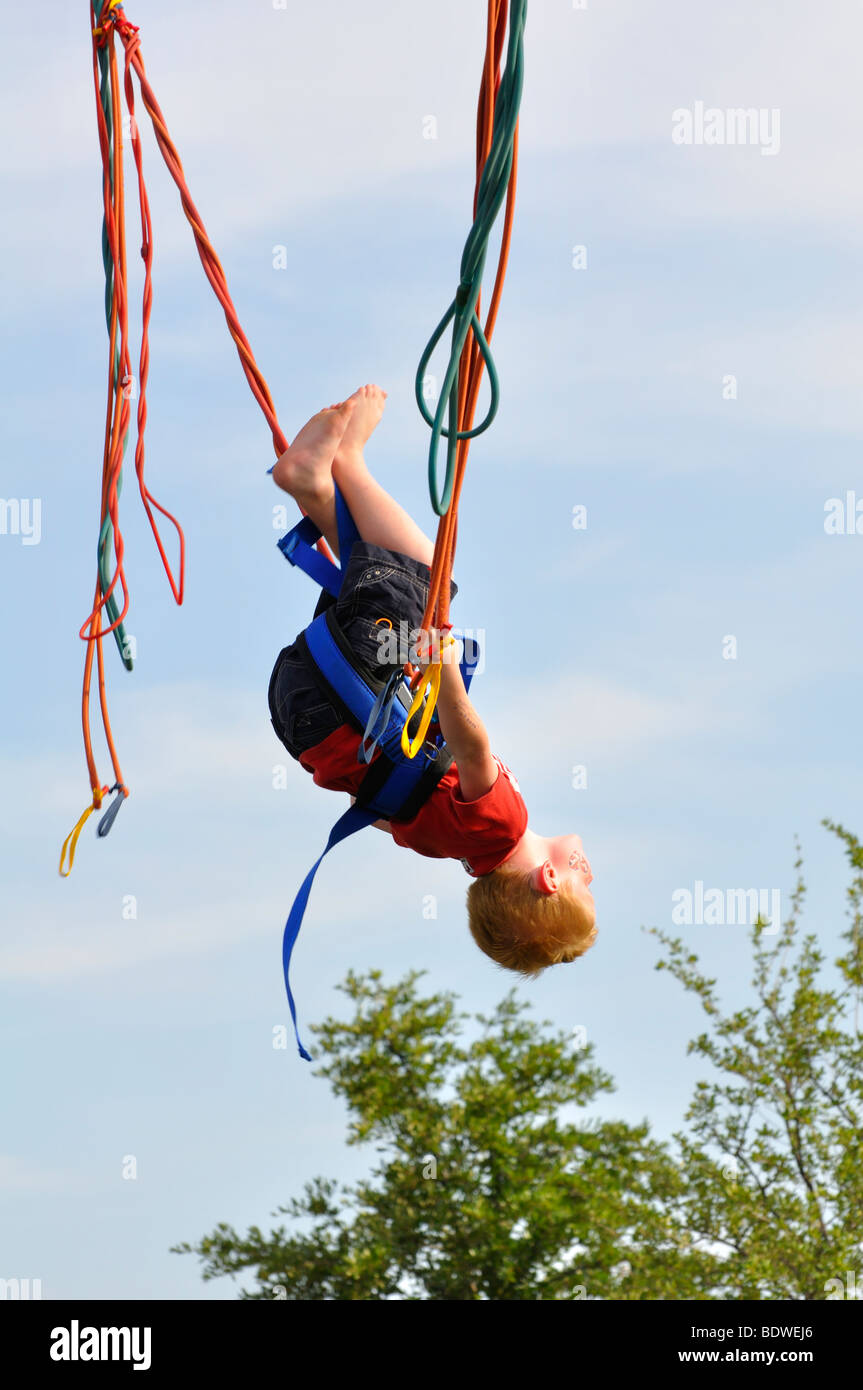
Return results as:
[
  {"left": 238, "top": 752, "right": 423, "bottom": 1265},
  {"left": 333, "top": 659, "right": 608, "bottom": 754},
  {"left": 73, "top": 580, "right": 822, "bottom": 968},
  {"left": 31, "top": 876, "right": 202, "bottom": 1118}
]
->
[
  {"left": 415, "top": 0, "right": 526, "bottom": 523},
  {"left": 415, "top": 304, "right": 500, "bottom": 514},
  {"left": 59, "top": 785, "right": 111, "bottom": 877},
  {"left": 96, "top": 783, "right": 128, "bottom": 837}
]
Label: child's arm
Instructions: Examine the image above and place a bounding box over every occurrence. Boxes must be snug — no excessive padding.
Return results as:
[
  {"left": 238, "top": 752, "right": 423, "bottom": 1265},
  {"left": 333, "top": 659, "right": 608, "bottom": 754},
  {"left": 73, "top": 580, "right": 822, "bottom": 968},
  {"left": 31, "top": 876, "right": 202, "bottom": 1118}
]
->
[{"left": 432, "top": 653, "right": 499, "bottom": 802}]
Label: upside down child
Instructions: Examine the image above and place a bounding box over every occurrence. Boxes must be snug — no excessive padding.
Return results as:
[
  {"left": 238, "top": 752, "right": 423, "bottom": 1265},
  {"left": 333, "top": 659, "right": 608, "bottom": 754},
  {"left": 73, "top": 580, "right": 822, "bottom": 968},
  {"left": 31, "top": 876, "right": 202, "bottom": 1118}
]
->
[{"left": 268, "top": 385, "right": 596, "bottom": 975}]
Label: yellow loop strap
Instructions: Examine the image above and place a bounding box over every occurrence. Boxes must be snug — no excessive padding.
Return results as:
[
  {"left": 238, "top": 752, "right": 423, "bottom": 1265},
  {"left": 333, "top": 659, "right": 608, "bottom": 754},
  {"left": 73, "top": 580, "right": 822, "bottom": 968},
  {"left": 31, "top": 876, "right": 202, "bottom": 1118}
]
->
[
  {"left": 59, "top": 803, "right": 97, "bottom": 878},
  {"left": 401, "top": 663, "right": 442, "bottom": 760}
]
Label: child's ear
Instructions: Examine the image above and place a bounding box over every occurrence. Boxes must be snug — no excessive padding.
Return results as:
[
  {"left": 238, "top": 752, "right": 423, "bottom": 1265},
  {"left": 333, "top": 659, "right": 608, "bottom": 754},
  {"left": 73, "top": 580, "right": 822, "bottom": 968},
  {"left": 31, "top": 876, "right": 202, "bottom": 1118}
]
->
[{"left": 531, "top": 861, "right": 558, "bottom": 896}]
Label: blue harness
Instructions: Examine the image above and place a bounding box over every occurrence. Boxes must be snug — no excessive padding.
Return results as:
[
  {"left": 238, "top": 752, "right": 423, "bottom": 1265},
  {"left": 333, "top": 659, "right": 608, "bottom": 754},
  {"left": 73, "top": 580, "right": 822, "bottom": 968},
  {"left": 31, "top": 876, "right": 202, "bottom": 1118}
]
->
[{"left": 277, "top": 488, "right": 479, "bottom": 1059}]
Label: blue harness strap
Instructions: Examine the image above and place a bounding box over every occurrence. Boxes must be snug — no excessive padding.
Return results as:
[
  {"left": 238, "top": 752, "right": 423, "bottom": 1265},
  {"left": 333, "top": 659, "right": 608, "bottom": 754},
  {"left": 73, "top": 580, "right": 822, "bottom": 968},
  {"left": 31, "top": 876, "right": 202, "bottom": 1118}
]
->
[
  {"left": 277, "top": 484, "right": 361, "bottom": 596},
  {"left": 304, "top": 613, "right": 412, "bottom": 766},
  {"left": 334, "top": 485, "right": 361, "bottom": 560},
  {"left": 282, "top": 803, "right": 376, "bottom": 1061},
  {"left": 277, "top": 518, "right": 342, "bottom": 597}
]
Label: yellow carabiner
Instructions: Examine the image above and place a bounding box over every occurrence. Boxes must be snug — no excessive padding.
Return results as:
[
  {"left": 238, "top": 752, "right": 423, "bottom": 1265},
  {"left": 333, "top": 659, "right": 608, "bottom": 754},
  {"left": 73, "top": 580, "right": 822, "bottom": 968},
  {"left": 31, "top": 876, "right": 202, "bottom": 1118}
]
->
[
  {"left": 401, "top": 663, "right": 442, "bottom": 760},
  {"left": 59, "top": 803, "right": 97, "bottom": 877}
]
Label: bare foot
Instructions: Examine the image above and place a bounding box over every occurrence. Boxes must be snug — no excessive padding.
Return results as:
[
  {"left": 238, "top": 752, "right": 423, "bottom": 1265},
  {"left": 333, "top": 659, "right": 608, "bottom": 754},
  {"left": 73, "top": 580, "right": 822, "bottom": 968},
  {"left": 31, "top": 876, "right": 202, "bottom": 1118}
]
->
[
  {"left": 336, "top": 384, "right": 388, "bottom": 458},
  {"left": 272, "top": 401, "right": 356, "bottom": 503}
]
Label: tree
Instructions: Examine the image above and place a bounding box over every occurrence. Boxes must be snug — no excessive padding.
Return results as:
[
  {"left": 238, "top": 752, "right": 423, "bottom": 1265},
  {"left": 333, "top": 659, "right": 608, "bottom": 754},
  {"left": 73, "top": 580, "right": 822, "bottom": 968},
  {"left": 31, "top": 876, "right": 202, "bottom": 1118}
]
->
[
  {"left": 174, "top": 973, "right": 710, "bottom": 1299},
  {"left": 175, "top": 822, "right": 863, "bottom": 1300},
  {"left": 653, "top": 822, "right": 863, "bottom": 1299}
]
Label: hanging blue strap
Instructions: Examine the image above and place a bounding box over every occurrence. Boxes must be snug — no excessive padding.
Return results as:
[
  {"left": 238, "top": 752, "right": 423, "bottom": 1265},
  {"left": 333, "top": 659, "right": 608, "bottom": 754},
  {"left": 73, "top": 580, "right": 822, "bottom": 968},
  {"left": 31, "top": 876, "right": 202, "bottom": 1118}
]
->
[
  {"left": 281, "top": 620, "right": 437, "bottom": 1060},
  {"left": 276, "top": 485, "right": 359, "bottom": 599},
  {"left": 283, "top": 803, "right": 377, "bottom": 1060},
  {"left": 277, "top": 518, "right": 342, "bottom": 597},
  {"left": 283, "top": 738, "right": 435, "bottom": 1061}
]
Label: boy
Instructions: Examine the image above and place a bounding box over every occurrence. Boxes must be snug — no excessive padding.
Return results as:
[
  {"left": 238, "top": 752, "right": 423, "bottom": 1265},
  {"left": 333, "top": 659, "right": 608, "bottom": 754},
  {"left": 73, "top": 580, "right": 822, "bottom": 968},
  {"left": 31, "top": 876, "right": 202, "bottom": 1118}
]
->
[{"left": 268, "top": 386, "right": 596, "bottom": 975}]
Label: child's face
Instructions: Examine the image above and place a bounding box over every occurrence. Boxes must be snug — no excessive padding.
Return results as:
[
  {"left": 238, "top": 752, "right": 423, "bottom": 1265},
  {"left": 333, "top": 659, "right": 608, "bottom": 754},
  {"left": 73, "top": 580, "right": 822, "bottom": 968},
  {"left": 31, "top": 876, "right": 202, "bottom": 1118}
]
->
[{"left": 548, "top": 834, "right": 594, "bottom": 896}]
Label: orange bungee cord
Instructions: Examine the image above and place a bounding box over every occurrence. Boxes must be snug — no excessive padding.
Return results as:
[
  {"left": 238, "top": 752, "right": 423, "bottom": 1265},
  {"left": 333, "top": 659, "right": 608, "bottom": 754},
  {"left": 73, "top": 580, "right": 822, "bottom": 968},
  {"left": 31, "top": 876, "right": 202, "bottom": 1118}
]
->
[{"left": 62, "top": 1, "right": 333, "bottom": 873}]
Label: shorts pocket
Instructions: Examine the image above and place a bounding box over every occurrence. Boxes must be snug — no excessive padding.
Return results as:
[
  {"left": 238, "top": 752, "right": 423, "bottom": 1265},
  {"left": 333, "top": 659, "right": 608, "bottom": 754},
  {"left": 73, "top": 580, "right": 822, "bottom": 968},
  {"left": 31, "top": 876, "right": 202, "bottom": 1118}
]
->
[
  {"left": 338, "top": 561, "right": 402, "bottom": 622},
  {"left": 287, "top": 700, "right": 341, "bottom": 751}
]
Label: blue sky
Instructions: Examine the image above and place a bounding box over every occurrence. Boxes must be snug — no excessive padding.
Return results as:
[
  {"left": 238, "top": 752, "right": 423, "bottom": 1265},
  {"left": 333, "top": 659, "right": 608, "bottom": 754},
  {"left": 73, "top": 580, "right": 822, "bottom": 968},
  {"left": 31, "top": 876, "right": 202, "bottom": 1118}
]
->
[{"left": 1, "top": 0, "right": 862, "bottom": 1299}]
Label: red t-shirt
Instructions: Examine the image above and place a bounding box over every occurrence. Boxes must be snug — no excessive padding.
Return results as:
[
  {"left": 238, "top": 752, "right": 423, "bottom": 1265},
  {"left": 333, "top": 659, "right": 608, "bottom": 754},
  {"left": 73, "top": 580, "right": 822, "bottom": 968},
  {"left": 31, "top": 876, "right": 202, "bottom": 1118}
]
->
[{"left": 299, "top": 727, "right": 527, "bottom": 877}]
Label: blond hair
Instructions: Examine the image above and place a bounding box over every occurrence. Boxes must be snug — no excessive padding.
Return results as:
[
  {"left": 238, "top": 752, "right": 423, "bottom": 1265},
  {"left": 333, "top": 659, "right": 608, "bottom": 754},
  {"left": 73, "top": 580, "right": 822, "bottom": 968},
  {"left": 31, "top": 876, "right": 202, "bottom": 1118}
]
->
[{"left": 467, "top": 865, "right": 597, "bottom": 977}]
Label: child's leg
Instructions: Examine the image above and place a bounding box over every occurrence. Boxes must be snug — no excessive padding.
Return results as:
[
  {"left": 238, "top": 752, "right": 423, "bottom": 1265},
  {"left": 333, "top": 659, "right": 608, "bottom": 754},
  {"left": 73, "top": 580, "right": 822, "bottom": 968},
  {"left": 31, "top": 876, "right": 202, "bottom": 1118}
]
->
[
  {"left": 271, "top": 403, "right": 353, "bottom": 554},
  {"left": 332, "top": 386, "right": 435, "bottom": 568},
  {"left": 272, "top": 386, "right": 435, "bottom": 567}
]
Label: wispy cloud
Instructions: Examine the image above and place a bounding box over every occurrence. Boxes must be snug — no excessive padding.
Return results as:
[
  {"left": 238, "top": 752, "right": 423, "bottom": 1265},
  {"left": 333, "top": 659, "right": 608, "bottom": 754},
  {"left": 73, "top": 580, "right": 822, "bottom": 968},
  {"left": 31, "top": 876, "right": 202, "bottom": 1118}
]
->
[{"left": 0, "top": 1154, "right": 82, "bottom": 1196}]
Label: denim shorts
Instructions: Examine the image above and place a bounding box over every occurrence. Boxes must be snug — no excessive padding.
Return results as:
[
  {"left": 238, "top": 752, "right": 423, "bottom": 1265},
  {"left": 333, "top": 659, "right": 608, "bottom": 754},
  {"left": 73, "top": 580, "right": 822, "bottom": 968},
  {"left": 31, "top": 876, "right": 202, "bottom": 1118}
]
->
[{"left": 268, "top": 540, "right": 457, "bottom": 760}]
